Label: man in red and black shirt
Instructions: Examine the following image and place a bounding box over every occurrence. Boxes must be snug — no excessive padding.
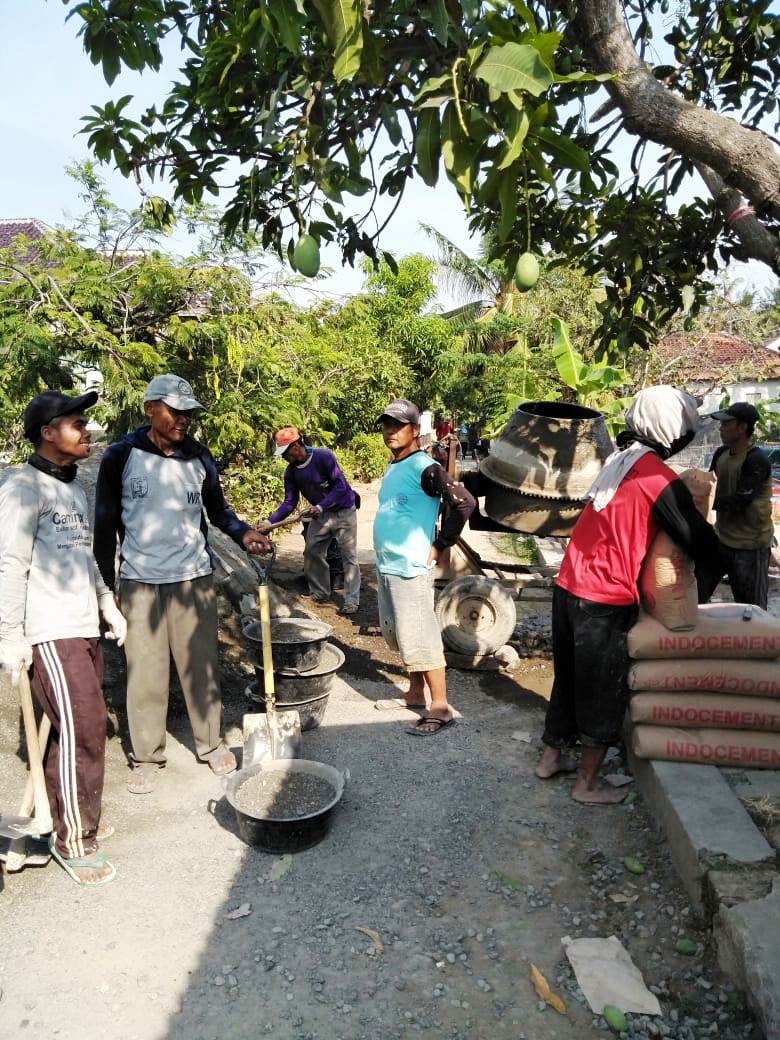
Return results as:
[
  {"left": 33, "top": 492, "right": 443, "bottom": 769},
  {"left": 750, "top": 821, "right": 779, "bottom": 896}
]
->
[{"left": 536, "top": 387, "right": 718, "bottom": 804}]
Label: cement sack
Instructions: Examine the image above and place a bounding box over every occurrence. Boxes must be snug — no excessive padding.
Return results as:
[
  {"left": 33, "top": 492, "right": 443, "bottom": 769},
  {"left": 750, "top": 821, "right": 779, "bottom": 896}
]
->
[
  {"left": 677, "top": 468, "right": 716, "bottom": 521},
  {"left": 638, "top": 534, "right": 697, "bottom": 631},
  {"left": 628, "top": 658, "right": 780, "bottom": 697},
  {"left": 627, "top": 603, "right": 780, "bottom": 660},
  {"left": 631, "top": 724, "right": 780, "bottom": 769},
  {"left": 630, "top": 693, "right": 780, "bottom": 732}
]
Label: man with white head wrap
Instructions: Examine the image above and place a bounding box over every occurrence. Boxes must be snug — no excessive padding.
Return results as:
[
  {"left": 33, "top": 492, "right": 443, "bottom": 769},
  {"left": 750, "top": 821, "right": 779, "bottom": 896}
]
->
[{"left": 536, "top": 386, "right": 718, "bottom": 804}]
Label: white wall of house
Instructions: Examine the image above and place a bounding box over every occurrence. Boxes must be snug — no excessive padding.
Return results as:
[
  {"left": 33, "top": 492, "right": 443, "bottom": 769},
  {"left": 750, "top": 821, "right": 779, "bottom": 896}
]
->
[{"left": 690, "top": 379, "right": 780, "bottom": 414}]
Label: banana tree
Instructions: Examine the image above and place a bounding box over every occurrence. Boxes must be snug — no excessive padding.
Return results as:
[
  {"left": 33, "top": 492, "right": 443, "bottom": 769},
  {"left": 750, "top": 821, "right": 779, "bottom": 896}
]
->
[{"left": 551, "top": 318, "right": 633, "bottom": 434}]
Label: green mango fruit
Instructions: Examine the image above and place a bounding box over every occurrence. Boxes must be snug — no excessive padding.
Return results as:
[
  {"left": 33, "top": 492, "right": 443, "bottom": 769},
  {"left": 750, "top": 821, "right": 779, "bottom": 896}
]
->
[
  {"left": 514, "top": 252, "right": 540, "bottom": 291},
  {"left": 293, "top": 234, "right": 321, "bottom": 277},
  {"left": 603, "top": 1005, "right": 628, "bottom": 1033}
]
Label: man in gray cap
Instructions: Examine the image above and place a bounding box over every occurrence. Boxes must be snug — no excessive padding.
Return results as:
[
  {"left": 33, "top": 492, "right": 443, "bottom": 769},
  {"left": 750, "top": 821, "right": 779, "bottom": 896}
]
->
[
  {"left": 697, "top": 402, "right": 773, "bottom": 609},
  {"left": 373, "top": 399, "right": 475, "bottom": 735},
  {"left": 94, "top": 374, "right": 270, "bottom": 793}
]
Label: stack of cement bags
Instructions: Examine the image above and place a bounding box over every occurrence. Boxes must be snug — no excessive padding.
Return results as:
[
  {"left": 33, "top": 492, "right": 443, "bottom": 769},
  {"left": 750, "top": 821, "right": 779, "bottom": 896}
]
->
[
  {"left": 628, "top": 604, "right": 780, "bottom": 769},
  {"left": 627, "top": 468, "right": 780, "bottom": 770}
]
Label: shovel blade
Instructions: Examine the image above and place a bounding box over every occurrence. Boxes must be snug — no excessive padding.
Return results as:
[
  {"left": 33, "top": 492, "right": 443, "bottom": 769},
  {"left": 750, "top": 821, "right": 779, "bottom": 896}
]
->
[
  {"left": 242, "top": 710, "right": 302, "bottom": 767},
  {"left": 0, "top": 814, "right": 51, "bottom": 840}
]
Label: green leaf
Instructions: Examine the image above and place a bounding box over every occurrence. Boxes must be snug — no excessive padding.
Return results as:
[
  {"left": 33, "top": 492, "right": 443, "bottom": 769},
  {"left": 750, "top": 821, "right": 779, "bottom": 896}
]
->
[
  {"left": 474, "top": 43, "right": 554, "bottom": 97},
  {"left": 312, "top": 0, "right": 363, "bottom": 82},
  {"left": 415, "top": 109, "right": 441, "bottom": 187},
  {"left": 430, "top": 0, "right": 449, "bottom": 46},
  {"left": 271, "top": 0, "right": 303, "bottom": 53},
  {"left": 497, "top": 105, "right": 530, "bottom": 170},
  {"left": 532, "top": 127, "right": 590, "bottom": 173},
  {"left": 551, "top": 318, "right": 585, "bottom": 390},
  {"left": 102, "top": 50, "right": 121, "bottom": 85},
  {"left": 530, "top": 31, "right": 562, "bottom": 68}
]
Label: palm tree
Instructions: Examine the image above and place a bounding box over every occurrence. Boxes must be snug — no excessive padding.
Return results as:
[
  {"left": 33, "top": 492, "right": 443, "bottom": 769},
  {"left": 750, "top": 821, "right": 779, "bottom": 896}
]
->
[{"left": 421, "top": 224, "right": 527, "bottom": 356}]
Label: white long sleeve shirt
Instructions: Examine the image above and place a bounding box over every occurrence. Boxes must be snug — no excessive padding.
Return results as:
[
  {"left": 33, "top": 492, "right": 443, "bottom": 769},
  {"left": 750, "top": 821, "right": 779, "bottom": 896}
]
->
[{"left": 0, "top": 461, "right": 112, "bottom": 645}]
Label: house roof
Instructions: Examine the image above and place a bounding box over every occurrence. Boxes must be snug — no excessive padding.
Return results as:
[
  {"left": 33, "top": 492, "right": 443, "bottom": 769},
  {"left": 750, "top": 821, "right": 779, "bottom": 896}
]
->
[
  {"left": 654, "top": 333, "right": 780, "bottom": 384},
  {"left": 0, "top": 218, "right": 49, "bottom": 258}
]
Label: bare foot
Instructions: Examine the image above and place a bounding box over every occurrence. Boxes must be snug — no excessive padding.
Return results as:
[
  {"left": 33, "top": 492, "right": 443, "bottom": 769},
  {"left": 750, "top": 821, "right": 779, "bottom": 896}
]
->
[
  {"left": 572, "top": 778, "right": 626, "bottom": 805},
  {"left": 535, "top": 747, "right": 578, "bottom": 779}
]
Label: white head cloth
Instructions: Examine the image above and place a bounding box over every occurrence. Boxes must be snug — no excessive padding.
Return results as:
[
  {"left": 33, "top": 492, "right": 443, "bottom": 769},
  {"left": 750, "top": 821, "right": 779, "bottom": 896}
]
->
[{"left": 586, "top": 386, "right": 701, "bottom": 512}]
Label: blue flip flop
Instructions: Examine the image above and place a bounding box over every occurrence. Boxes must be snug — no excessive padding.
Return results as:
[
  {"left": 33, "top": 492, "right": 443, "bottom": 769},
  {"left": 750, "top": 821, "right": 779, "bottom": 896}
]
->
[{"left": 48, "top": 838, "right": 116, "bottom": 886}]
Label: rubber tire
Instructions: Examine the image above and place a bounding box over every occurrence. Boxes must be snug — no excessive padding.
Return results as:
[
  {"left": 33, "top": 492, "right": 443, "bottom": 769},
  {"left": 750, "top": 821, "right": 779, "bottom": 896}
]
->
[{"left": 436, "top": 576, "right": 517, "bottom": 655}]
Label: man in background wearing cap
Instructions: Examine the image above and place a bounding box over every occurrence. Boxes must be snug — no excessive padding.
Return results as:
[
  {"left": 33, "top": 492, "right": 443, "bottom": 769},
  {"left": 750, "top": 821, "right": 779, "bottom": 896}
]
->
[
  {"left": 0, "top": 390, "right": 127, "bottom": 884},
  {"left": 373, "top": 399, "right": 475, "bottom": 735},
  {"left": 260, "top": 428, "right": 361, "bottom": 615},
  {"left": 697, "top": 403, "right": 773, "bottom": 609},
  {"left": 93, "top": 374, "right": 270, "bottom": 794}
]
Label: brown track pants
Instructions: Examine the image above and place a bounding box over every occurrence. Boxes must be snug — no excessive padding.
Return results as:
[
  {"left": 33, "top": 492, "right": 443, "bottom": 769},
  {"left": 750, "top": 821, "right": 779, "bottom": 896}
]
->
[{"left": 31, "top": 638, "right": 106, "bottom": 859}]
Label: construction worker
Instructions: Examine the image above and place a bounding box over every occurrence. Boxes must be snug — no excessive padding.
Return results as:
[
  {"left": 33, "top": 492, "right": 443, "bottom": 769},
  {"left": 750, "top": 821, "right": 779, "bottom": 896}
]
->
[
  {"left": 0, "top": 390, "right": 127, "bottom": 885},
  {"left": 93, "top": 375, "right": 270, "bottom": 794}
]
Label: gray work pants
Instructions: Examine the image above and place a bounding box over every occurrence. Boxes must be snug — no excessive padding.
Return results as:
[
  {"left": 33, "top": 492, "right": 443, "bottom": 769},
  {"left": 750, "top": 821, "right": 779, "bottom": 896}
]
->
[
  {"left": 304, "top": 508, "right": 361, "bottom": 607},
  {"left": 119, "top": 574, "right": 223, "bottom": 765}
]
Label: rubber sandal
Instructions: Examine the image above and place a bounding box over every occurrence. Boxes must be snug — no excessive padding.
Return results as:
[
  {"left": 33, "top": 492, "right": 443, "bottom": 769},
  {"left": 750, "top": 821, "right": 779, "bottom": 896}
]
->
[
  {"left": 406, "top": 715, "right": 458, "bottom": 737},
  {"left": 207, "top": 747, "right": 237, "bottom": 776},
  {"left": 126, "top": 764, "right": 159, "bottom": 795},
  {"left": 48, "top": 839, "right": 116, "bottom": 887},
  {"left": 375, "top": 698, "right": 427, "bottom": 712}
]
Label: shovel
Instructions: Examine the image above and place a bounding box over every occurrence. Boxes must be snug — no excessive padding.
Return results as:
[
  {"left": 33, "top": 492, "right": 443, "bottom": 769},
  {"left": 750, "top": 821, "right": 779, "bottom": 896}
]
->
[
  {"left": 242, "top": 576, "right": 302, "bottom": 768},
  {"left": 0, "top": 671, "right": 53, "bottom": 843}
]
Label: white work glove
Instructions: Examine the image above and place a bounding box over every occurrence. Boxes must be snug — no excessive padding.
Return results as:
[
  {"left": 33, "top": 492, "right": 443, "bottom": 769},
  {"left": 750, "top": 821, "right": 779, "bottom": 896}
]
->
[
  {"left": 0, "top": 638, "right": 33, "bottom": 683},
  {"left": 100, "top": 599, "right": 127, "bottom": 648}
]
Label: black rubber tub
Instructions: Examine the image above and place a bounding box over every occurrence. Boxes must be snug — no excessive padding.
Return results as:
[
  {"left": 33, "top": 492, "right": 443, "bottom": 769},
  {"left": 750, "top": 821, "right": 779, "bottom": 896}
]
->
[
  {"left": 244, "top": 684, "right": 329, "bottom": 732},
  {"left": 225, "top": 759, "right": 348, "bottom": 853},
  {"left": 241, "top": 616, "right": 333, "bottom": 672}
]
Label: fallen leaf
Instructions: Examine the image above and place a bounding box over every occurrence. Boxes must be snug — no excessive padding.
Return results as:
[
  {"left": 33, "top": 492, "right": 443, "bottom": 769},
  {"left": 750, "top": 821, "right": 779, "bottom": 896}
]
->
[
  {"left": 225, "top": 902, "right": 252, "bottom": 920},
  {"left": 511, "top": 730, "right": 533, "bottom": 743},
  {"left": 267, "top": 854, "right": 293, "bottom": 882},
  {"left": 529, "top": 963, "right": 567, "bottom": 1015},
  {"left": 608, "top": 893, "right": 639, "bottom": 905},
  {"left": 354, "top": 926, "right": 384, "bottom": 954},
  {"left": 605, "top": 774, "right": 634, "bottom": 788}
]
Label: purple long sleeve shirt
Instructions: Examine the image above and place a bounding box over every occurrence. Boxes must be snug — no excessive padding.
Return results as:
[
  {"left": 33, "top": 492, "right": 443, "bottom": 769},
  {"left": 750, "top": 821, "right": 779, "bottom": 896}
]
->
[{"left": 268, "top": 447, "right": 357, "bottom": 523}]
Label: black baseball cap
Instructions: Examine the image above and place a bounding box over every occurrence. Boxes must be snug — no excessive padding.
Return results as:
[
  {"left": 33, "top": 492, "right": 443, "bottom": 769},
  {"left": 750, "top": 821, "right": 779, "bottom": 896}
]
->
[
  {"left": 377, "top": 398, "right": 421, "bottom": 426},
  {"left": 709, "top": 402, "right": 759, "bottom": 426},
  {"left": 23, "top": 390, "right": 99, "bottom": 441}
]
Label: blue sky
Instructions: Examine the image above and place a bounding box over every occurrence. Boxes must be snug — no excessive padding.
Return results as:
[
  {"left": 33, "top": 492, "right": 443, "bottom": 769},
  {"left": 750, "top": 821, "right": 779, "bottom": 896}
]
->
[{"left": 1, "top": 1, "right": 776, "bottom": 307}]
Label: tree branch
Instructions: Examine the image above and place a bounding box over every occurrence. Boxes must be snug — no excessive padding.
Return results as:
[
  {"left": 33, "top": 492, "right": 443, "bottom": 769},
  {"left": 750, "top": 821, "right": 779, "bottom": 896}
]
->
[
  {"left": 694, "top": 163, "right": 780, "bottom": 275},
  {"left": 574, "top": 0, "right": 780, "bottom": 233}
]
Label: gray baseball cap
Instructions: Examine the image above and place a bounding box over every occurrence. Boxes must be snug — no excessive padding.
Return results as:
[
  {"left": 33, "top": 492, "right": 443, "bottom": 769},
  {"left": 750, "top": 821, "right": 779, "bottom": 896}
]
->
[
  {"left": 377, "top": 398, "right": 421, "bottom": 426},
  {"left": 143, "top": 374, "right": 204, "bottom": 411}
]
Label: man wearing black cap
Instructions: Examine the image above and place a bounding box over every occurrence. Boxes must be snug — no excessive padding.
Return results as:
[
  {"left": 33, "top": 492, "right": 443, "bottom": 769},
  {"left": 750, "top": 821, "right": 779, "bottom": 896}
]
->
[
  {"left": 698, "top": 403, "right": 773, "bottom": 609},
  {"left": 0, "top": 390, "right": 127, "bottom": 885},
  {"left": 373, "top": 399, "right": 475, "bottom": 735}
]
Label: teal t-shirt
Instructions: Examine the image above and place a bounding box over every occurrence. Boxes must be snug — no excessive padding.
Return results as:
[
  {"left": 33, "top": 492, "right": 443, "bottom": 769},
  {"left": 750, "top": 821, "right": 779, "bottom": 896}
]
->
[{"left": 373, "top": 451, "right": 441, "bottom": 577}]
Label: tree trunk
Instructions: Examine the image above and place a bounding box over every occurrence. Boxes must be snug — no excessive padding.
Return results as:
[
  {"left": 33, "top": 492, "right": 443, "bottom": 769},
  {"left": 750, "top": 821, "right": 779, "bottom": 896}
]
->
[{"left": 574, "top": 0, "right": 780, "bottom": 273}]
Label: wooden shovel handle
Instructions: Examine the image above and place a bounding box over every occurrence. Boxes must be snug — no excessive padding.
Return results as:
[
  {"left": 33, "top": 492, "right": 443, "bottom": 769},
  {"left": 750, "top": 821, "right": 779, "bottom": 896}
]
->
[
  {"left": 18, "top": 670, "right": 52, "bottom": 832},
  {"left": 257, "top": 584, "right": 277, "bottom": 718}
]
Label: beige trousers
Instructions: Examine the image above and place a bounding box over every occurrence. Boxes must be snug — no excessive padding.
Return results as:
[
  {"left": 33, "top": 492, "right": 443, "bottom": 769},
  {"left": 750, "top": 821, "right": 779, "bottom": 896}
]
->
[{"left": 119, "top": 574, "right": 222, "bottom": 765}]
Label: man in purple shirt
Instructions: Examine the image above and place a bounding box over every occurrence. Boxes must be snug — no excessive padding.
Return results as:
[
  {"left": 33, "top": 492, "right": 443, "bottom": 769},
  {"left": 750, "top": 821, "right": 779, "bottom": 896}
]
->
[{"left": 261, "top": 427, "right": 361, "bottom": 615}]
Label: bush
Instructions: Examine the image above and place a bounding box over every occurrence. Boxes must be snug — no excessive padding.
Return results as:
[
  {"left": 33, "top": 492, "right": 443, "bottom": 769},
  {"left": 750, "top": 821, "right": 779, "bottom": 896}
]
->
[
  {"left": 338, "top": 432, "right": 389, "bottom": 483},
  {"left": 221, "top": 457, "right": 286, "bottom": 522}
]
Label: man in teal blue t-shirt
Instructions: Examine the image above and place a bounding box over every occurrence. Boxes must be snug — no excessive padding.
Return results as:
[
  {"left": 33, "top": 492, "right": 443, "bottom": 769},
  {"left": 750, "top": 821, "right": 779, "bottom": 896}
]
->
[{"left": 373, "top": 399, "right": 475, "bottom": 735}]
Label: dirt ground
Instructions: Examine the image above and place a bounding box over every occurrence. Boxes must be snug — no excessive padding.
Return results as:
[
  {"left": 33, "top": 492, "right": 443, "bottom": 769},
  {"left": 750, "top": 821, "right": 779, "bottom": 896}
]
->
[{"left": 0, "top": 484, "right": 762, "bottom": 1040}]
